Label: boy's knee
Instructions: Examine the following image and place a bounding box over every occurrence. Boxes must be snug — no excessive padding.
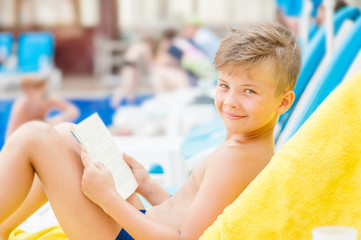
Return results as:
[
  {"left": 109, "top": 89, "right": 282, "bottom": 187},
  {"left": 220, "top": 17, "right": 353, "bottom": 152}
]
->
[
  {"left": 20, "top": 121, "right": 53, "bottom": 136},
  {"left": 54, "top": 122, "right": 81, "bottom": 154},
  {"left": 7, "top": 121, "right": 53, "bottom": 148},
  {"left": 53, "top": 122, "right": 75, "bottom": 136},
  {"left": 54, "top": 122, "right": 76, "bottom": 143}
]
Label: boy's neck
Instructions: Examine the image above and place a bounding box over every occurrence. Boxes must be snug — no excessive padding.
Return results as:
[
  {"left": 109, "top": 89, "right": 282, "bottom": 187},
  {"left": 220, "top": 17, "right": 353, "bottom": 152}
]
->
[
  {"left": 225, "top": 120, "right": 277, "bottom": 145},
  {"left": 226, "top": 128, "right": 274, "bottom": 143},
  {"left": 225, "top": 129, "right": 276, "bottom": 157}
]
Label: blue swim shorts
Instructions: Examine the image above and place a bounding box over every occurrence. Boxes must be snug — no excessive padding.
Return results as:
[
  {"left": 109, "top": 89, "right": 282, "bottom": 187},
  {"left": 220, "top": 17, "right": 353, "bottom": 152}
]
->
[{"left": 115, "top": 209, "right": 146, "bottom": 240}]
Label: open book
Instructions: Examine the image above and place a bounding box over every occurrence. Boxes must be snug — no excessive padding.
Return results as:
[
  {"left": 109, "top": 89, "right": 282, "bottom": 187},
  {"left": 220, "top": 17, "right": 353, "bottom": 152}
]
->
[{"left": 71, "top": 113, "right": 138, "bottom": 199}]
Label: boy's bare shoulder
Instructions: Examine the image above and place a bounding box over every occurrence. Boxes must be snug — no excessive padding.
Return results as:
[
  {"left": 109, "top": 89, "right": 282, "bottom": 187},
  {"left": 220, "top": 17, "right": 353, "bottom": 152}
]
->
[
  {"left": 213, "top": 143, "right": 270, "bottom": 164},
  {"left": 188, "top": 143, "right": 272, "bottom": 210},
  {"left": 12, "top": 97, "right": 28, "bottom": 111},
  {"left": 205, "top": 143, "right": 272, "bottom": 181},
  {"left": 192, "top": 142, "right": 272, "bottom": 188}
]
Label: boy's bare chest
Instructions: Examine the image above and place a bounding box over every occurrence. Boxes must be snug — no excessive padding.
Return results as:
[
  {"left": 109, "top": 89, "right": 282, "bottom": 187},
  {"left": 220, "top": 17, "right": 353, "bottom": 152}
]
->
[
  {"left": 190, "top": 157, "right": 212, "bottom": 186},
  {"left": 23, "top": 101, "right": 52, "bottom": 118}
]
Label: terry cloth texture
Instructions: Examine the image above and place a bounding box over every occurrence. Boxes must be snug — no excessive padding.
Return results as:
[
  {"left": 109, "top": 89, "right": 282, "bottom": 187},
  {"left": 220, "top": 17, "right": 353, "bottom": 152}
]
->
[
  {"left": 9, "top": 226, "right": 67, "bottom": 240},
  {"left": 201, "top": 71, "right": 361, "bottom": 239}
]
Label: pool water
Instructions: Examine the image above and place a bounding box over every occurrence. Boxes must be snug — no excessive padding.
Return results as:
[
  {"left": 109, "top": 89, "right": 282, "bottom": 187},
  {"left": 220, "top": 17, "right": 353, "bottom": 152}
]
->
[{"left": 0, "top": 94, "right": 153, "bottom": 150}]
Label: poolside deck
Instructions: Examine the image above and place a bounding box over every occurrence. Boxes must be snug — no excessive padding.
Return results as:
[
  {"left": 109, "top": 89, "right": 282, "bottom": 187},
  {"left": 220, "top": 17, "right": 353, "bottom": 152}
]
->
[{"left": 1, "top": 75, "right": 118, "bottom": 99}]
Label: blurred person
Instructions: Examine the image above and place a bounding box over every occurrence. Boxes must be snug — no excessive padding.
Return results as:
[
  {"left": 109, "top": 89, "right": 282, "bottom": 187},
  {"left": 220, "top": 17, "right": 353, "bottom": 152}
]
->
[
  {"left": 275, "top": 0, "right": 347, "bottom": 38},
  {"left": 181, "top": 16, "right": 220, "bottom": 63},
  {"left": 152, "top": 32, "right": 212, "bottom": 92},
  {"left": 276, "top": 8, "right": 299, "bottom": 36},
  {"left": 275, "top": 0, "right": 302, "bottom": 36},
  {"left": 0, "top": 49, "right": 6, "bottom": 65},
  {"left": 5, "top": 74, "right": 79, "bottom": 139},
  {"left": 153, "top": 17, "right": 219, "bottom": 93},
  {"left": 0, "top": 46, "right": 11, "bottom": 68},
  {"left": 111, "top": 19, "right": 221, "bottom": 109},
  {"left": 110, "top": 29, "right": 179, "bottom": 108},
  {"left": 316, "top": 0, "right": 348, "bottom": 26},
  {"left": 110, "top": 31, "right": 156, "bottom": 108}
]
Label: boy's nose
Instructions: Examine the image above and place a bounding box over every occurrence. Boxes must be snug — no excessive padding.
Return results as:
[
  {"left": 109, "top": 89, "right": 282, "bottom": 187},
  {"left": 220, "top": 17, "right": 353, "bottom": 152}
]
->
[{"left": 224, "top": 92, "right": 240, "bottom": 109}]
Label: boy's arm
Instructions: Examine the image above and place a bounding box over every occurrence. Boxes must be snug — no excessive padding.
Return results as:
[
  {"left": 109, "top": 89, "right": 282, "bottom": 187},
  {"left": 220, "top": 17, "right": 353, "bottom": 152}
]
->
[
  {"left": 105, "top": 148, "right": 260, "bottom": 240},
  {"left": 178, "top": 148, "right": 265, "bottom": 239},
  {"left": 123, "top": 153, "right": 170, "bottom": 205},
  {"left": 82, "top": 146, "right": 263, "bottom": 239},
  {"left": 104, "top": 192, "right": 181, "bottom": 240},
  {"left": 46, "top": 97, "right": 79, "bottom": 125},
  {"left": 81, "top": 150, "right": 181, "bottom": 240}
]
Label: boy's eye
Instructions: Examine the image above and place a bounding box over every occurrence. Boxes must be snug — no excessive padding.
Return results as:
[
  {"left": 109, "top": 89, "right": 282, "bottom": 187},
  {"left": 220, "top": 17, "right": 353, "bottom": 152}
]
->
[
  {"left": 219, "top": 84, "right": 229, "bottom": 89},
  {"left": 218, "top": 83, "right": 229, "bottom": 89},
  {"left": 245, "top": 89, "right": 256, "bottom": 94}
]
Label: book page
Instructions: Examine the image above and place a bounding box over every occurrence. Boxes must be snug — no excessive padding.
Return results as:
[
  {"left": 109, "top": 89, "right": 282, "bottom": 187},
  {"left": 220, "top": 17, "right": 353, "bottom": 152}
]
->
[{"left": 73, "top": 113, "right": 138, "bottom": 199}]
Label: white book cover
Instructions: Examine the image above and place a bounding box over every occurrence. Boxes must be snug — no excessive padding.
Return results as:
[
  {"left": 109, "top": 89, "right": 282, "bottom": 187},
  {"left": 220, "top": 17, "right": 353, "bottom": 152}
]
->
[{"left": 71, "top": 113, "right": 138, "bottom": 199}]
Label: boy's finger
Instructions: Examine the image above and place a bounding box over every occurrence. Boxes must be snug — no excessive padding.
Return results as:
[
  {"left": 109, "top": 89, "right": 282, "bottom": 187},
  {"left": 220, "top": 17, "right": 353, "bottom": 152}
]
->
[
  {"left": 123, "top": 153, "right": 138, "bottom": 167},
  {"left": 81, "top": 149, "right": 93, "bottom": 168},
  {"left": 94, "top": 161, "right": 107, "bottom": 170}
]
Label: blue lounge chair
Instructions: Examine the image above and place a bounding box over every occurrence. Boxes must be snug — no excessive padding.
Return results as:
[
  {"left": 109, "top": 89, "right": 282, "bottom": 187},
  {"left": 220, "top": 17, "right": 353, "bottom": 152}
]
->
[
  {"left": 0, "top": 33, "right": 14, "bottom": 72},
  {"left": 275, "top": 6, "right": 361, "bottom": 140},
  {"left": 277, "top": 8, "right": 361, "bottom": 147},
  {"left": 17, "top": 32, "right": 54, "bottom": 73}
]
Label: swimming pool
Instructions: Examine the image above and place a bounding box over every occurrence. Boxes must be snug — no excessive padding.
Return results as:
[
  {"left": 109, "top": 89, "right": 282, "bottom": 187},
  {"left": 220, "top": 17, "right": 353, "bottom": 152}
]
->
[{"left": 0, "top": 94, "right": 153, "bottom": 150}]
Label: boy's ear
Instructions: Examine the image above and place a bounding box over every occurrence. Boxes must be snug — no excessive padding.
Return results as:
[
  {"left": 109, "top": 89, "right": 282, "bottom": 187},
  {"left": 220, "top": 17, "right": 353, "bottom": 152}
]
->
[{"left": 277, "top": 90, "right": 295, "bottom": 115}]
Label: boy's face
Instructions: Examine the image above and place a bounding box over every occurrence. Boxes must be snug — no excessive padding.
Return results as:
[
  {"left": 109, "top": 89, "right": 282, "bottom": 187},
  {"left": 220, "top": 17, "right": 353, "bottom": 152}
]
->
[
  {"left": 214, "top": 65, "right": 285, "bottom": 136},
  {"left": 22, "top": 81, "right": 47, "bottom": 99}
]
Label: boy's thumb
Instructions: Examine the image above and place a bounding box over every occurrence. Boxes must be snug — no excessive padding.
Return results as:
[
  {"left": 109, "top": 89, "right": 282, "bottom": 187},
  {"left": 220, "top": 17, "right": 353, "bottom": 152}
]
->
[
  {"left": 123, "top": 153, "right": 137, "bottom": 167},
  {"left": 94, "top": 161, "right": 106, "bottom": 170}
]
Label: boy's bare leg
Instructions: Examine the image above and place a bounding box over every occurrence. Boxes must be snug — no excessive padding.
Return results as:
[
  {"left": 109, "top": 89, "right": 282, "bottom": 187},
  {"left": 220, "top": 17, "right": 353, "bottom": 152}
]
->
[
  {"left": 55, "top": 122, "right": 144, "bottom": 209},
  {"left": 0, "top": 123, "right": 78, "bottom": 238},
  {"left": 0, "top": 176, "right": 47, "bottom": 238},
  {"left": 0, "top": 122, "right": 144, "bottom": 239},
  {"left": 0, "top": 121, "right": 126, "bottom": 240}
]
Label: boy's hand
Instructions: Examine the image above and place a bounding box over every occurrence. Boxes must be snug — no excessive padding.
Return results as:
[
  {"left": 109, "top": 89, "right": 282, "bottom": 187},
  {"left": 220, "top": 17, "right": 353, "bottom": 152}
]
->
[
  {"left": 80, "top": 149, "right": 118, "bottom": 207},
  {"left": 124, "top": 153, "right": 171, "bottom": 205},
  {"left": 122, "top": 153, "right": 152, "bottom": 195}
]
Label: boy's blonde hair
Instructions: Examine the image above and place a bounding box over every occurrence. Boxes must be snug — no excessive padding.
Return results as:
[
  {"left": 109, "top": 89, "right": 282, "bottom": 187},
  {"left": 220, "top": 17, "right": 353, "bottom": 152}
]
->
[
  {"left": 21, "top": 74, "right": 47, "bottom": 90},
  {"left": 214, "top": 23, "right": 301, "bottom": 95}
]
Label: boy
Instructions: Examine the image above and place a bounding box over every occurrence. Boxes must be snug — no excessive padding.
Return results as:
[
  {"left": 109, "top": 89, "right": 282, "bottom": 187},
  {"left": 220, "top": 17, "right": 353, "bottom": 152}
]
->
[
  {"left": 0, "top": 23, "right": 301, "bottom": 240},
  {"left": 5, "top": 74, "right": 79, "bottom": 139}
]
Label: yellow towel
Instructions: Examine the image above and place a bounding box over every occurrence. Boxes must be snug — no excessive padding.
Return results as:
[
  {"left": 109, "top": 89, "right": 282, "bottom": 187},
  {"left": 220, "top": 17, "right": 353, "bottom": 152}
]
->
[
  {"left": 201, "top": 72, "right": 361, "bottom": 239},
  {"left": 9, "top": 226, "right": 67, "bottom": 240}
]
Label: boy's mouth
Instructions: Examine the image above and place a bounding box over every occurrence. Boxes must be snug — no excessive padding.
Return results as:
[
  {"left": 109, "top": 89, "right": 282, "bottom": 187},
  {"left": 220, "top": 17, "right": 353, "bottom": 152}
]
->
[{"left": 224, "top": 112, "right": 245, "bottom": 120}]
